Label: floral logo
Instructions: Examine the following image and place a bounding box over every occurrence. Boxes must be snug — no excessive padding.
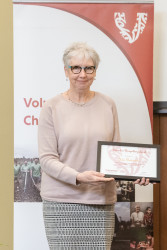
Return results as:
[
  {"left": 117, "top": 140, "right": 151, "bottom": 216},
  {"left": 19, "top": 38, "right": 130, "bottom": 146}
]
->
[{"left": 114, "top": 12, "right": 148, "bottom": 44}]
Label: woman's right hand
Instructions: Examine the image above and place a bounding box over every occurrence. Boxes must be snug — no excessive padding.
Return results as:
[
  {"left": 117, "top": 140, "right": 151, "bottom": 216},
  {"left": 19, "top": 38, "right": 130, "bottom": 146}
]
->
[{"left": 76, "top": 171, "right": 114, "bottom": 185}]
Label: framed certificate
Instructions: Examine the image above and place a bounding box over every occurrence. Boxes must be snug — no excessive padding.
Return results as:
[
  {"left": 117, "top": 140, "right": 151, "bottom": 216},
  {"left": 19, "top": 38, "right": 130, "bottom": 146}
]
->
[{"left": 97, "top": 141, "right": 160, "bottom": 182}]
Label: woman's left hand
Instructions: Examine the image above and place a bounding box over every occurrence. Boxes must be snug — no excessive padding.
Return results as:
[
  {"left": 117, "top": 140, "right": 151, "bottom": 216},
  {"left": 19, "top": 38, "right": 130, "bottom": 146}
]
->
[{"left": 134, "top": 177, "right": 149, "bottom": 186}]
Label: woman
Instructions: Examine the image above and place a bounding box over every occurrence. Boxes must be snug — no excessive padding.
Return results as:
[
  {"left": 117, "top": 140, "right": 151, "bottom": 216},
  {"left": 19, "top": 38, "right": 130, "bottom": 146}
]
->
[
  {"left": 144, "top": 207, "right": 153, "bottom": 228},
  {"left": 38, "top": 42, "right": 149, "bottom": 249}
]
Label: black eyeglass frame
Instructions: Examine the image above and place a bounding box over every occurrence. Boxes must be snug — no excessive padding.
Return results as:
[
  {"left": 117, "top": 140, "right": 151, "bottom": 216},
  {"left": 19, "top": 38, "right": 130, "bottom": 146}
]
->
[{"left": 68, "top": 65, "right": 96, "bottom": 74}]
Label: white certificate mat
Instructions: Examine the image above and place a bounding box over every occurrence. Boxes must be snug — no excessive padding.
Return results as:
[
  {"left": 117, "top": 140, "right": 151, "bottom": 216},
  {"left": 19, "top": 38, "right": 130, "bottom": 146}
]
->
[{"left": 97, "top": 142, "right": 160, "bottom": 182}]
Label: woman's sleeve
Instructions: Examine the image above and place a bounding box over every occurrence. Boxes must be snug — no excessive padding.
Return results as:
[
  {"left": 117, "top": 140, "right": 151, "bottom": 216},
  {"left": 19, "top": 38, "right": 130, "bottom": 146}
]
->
[
  {"left": 112, "top": 102, "right": 121, "bottom": 142},
  {"left": 38, "top": 103, "right": 79, "bottom": 185}
]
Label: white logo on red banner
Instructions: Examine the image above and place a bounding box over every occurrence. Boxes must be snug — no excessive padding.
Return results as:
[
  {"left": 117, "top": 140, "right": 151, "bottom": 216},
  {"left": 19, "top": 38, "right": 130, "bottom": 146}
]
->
[{"left": 114, "top": 12, "right": 148, "bottom": 44}]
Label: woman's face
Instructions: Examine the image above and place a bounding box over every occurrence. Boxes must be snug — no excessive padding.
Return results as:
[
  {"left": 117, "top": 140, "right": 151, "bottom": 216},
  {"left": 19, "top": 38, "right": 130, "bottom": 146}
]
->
[
  {"left": 64, "top": 56, "right": 96, "bottom": 92},
  {"left": 147, "top": 208, "right": 152, "bottom": 214}
]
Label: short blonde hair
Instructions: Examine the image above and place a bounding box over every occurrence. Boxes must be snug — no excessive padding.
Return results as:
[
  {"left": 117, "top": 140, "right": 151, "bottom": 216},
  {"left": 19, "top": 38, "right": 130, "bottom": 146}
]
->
[{"left": 63, "top": 42, "right": 100, "bottom": 68}]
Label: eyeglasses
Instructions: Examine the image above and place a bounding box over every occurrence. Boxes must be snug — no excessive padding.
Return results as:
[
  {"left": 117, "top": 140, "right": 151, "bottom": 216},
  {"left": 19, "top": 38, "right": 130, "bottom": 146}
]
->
[{"left": 68, "top": 65, "right": 96, "bottom": 74}]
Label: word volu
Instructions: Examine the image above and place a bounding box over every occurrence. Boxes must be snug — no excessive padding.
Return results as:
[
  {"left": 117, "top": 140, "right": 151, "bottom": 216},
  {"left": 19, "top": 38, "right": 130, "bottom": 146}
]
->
[{"left": 24, "top": 97, "right": 45, "bottom": 108}]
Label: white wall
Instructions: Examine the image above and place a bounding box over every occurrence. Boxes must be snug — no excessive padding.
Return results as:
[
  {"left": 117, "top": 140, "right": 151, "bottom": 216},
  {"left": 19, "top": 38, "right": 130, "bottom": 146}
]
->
[{"left": 154, "top": 0, "right": 167, "bottom": 101}]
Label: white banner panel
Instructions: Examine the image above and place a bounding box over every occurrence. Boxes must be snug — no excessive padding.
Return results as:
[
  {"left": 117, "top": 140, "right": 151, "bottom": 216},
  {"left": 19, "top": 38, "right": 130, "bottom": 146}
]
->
[{"left": 13, "top": 2, "right": 154, "bottom": 249}]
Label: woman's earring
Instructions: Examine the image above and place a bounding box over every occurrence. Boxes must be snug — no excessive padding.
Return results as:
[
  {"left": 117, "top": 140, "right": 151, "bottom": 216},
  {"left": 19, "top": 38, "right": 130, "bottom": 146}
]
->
[
  {"left": 66, "top": 77, "right": 69, "bottom": 81},
  {"left": 94, "top": 77, "right": 96, "bottom": 80}
]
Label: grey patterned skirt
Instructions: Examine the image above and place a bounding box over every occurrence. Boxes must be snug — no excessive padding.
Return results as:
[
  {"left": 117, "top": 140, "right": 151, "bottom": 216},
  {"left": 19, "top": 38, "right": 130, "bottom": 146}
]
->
[{"left": 43, "top": 200, "right": 115, "bottom": 250}]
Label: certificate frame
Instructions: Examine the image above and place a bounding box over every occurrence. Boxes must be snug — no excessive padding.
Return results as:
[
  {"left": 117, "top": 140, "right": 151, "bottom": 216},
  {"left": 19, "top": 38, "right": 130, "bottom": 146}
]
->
[{"left": 97, "top": 141, "right": 160, "bottom": 182}]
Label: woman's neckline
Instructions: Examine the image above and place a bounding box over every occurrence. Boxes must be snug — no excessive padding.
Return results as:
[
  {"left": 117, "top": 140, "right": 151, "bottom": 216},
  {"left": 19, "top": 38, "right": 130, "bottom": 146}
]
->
[{"left": 61, "top": 91, "right": 98, "bottom": 107}]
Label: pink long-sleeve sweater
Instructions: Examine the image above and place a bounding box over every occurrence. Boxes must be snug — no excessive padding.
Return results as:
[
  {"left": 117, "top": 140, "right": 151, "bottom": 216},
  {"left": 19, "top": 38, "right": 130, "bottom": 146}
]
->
[{"left": 38, "top": 92, "right": 120, "bottom": 204}]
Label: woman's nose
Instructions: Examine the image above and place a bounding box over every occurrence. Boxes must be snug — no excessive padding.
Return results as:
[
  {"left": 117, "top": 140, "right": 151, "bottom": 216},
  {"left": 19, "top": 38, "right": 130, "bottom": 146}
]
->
[{"left": 79, "top": 68, "right": 87, "bottom": 77}]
